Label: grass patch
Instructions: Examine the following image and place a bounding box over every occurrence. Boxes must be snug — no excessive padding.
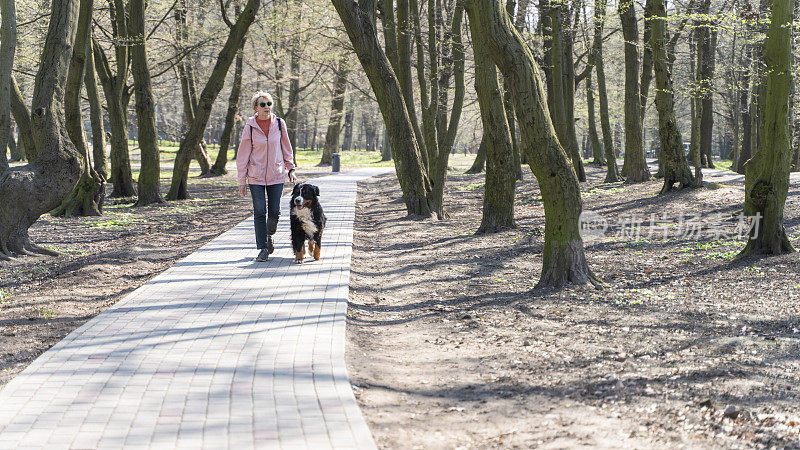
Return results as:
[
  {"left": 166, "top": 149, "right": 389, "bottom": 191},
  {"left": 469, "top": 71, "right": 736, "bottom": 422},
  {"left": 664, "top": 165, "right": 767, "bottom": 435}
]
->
[
  {"left": 0, "top": 289, "right": 10, "bottom": 309},
  {"left": 85, "top": 212, "right": 144, "bottom": 230},
  {"left": 714, "top": 159, "right": 735, "bottom": 172},
  {"left": 704, "top": 250, "right": 738, "bottom": 260},
  {"left": 295, "top": 149, "right": 394, "bottom": 168},
  {"left": 582, "top": 185, "right": 628, "bottom": 197},
  {"left": 47, "top": 245, "right": 89, "bottom": 255},
  {"left": 678, "top": 239, "right": 740, "bottom": 252},
  {"left": 456, "top": 183, "right": 483, "bottom": 191}
]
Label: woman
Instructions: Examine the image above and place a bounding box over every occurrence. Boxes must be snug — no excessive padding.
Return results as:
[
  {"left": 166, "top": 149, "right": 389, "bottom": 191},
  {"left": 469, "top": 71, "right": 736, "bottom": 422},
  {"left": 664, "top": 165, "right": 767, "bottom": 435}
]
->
[{"left": 237, "top": 91, "right": 298, "bottom": 261}]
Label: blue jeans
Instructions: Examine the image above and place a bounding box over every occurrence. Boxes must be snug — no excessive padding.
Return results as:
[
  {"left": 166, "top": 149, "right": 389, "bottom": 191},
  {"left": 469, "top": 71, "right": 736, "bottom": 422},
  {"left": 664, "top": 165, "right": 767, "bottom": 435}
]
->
[{"left": 249, "top": 183, "right": 284, "bottom": 249}]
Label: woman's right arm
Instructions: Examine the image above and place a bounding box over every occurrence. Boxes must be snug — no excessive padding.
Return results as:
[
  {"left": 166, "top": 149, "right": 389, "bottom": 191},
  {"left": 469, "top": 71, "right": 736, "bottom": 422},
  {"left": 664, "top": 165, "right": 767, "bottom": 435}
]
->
[{"left": 236, "top": 124, "right": 252, "bottom": 191}]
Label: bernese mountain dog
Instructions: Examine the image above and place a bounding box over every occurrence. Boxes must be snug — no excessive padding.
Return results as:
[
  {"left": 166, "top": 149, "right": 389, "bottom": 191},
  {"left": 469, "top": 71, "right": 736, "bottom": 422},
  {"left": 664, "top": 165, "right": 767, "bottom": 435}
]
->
[{"left": 289, "top": 183, "right": 326, "bottom": 264}]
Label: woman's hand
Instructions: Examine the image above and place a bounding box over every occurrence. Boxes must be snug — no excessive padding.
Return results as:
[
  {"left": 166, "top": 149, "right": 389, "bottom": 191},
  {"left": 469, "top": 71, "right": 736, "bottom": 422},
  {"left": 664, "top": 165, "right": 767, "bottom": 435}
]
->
[
  {"left": 288, "top": 170, "right": 297, "bottom": 183},
  {"left": 239, "top": 184, "right": 247, "bottom": 197}
]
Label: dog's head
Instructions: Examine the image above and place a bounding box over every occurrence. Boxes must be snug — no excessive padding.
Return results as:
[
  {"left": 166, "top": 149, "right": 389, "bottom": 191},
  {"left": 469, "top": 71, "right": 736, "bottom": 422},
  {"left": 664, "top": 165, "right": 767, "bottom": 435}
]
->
[{"left": 291, "top": 183, "right": 320, "bottom": 210}]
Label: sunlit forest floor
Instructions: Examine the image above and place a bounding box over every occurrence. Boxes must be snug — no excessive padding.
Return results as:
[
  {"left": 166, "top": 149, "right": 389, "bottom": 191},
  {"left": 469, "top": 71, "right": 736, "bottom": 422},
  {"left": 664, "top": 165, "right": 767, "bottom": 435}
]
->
[{"left": 347, "top": 162, "right": 800, "bottom": 448}]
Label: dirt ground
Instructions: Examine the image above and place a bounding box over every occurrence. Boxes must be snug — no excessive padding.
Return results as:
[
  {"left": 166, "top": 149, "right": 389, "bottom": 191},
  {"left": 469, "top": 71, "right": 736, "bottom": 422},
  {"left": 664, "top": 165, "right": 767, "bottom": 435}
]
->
[
  {"left": 3, "top": 160, "right": 800, "bottom": 449},
  {"left": 0, "top": 169, "right": 324, "bottom": 388},
  {"left": 346, "top": 165, "right": 800, "bottom": 449}
]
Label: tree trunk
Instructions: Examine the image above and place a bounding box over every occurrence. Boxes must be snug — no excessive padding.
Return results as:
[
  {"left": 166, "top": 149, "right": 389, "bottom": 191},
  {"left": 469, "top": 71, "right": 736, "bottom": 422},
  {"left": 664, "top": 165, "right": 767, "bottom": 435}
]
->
[
  {"left": 9, "top": 76, "right": 35, "bottom": 161},
  {"left": 561, "top": 8, "right": 586, "bottom": 181},
  {"left": 735, "top": 40, "right": 752, "bottom": 174},
  {"left": 321, "top": 56, "right": 349, "bottom": 166},
  {"left": 396, "top": 0, "right": 427, "bottom": 164},
  {"left": 792, "top": 117, "right": 800, "bottom": 171},
  {"left": 232, "top": 118, "right": 243, "bottom": 158},
  {"left": 0, "top": 0, "right": 14, "bottom": 172},
  {"left": 586, "top": 67, "right": 604, "bottom": 166},
  {"left": 331, "top": 0, "right": 434, "bottom": 216},
  {"left": 166, "top": 0, "right": 261, "bottom": 200},
  {"left": 548, "top": 5, "right": 585, "bottom": 182},
  {"left": 730, "top": 24, "right": 742, "bottom": 172},
  {"left": 739, "top": 0, "right": 795, "bottom": 256},
  {"left": 649, "top": 0, "right": 694, "bottom": 193},
  {"left": 691, "top": 96, "right": 704, "bottom": 186},
  {"left": 341, "top": 96, "right": 354, "bottom": 151},
  {"left": 466, "top": 137, "right": 487, "bottom": 173},
  {"left": 539, "top": 0, "right": 554, "bottom": 116},
  {"left": 92, "top": 0, "right": 136, "bottom": 198},
  {"left": 697, "top": 0, "right": 716, "bottom": 169},
  {"left": 593, "top": 0, "right": 619, "bottom": 182},
  {"left": 507, "top": 0, "right": 526, "bottom": 181},
  {"left": 286, "top": 47, "right": 301, "bottom": 159},
  {"left": 174, "top": 0, "right": 212, "bottom": 176},
  {"left": 8, "top": 125, "right": 22, "bottom": 162},
  {"left": 0, "top": 0, "right": 82, "bottom": 257},
  {"left": 471, "top": 20, "right": 516, "bottom": 233},
  {"left": 640, "top": 0, "right": 654, "bottom": 123},
  {"left": 84, "top": 39, "right": 107, "bottom": 180},
  {"left": 211, "top": 4, "right": 244, "bottom": 176},
  {"left": 427, "top": 2, "right": 466, "bottom": 220},
  {"left": 465, "top": 0, "right": 600, "bottom": 288},
  {"left": 380, "top": 124, "right": 392, "bottom": 161},
  {"left": 129, "top": 0, "right": 163, "bottom": 206},
  {"left": 310, "top": 102, "right": 321, "bottom": 151},
  {"left": 619, "top": 0, "right": 651, "bottom": 183},
  {"left": 52, "top": 0, "right": 106, "bottom": 217},
  {"left": 105, "top": 81, "right": 136, "bottom": 197}
]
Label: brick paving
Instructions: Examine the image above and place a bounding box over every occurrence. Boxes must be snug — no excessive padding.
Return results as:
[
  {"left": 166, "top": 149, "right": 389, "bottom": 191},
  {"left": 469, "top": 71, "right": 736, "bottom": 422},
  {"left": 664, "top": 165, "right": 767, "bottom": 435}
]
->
[{"left": 0, "top": 168, "right": 391, "bottom": 449}]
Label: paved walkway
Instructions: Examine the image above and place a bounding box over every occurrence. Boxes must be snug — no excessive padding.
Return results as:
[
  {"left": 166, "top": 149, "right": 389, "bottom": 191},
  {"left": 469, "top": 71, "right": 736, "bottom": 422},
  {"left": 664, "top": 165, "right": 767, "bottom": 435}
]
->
[{"left": 0, "top": 167, "right": 392, "bottom": 450}]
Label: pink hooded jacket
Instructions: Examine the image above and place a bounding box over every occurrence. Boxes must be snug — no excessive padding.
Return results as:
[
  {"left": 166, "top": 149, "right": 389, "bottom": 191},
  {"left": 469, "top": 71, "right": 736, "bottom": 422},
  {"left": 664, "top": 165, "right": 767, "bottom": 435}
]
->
[{"left": 236, "top": 114, "right": 295, "bottom": 187}]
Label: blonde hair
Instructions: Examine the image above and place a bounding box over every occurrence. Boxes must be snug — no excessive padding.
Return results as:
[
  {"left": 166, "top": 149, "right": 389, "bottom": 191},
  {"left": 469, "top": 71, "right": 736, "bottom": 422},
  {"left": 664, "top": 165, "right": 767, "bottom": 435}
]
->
[{"left": 251, "top": 91, "right": 274, "bottom": 109}]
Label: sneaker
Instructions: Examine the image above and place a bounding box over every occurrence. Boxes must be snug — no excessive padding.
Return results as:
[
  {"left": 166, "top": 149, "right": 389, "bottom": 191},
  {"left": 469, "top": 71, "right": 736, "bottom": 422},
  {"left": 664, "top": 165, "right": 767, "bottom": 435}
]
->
[
  {"left": 255, "top": 248, "right": 269, "bottom": 262},
  {"left": 267, "top": 236, "right": 274, "bottom": 255}
]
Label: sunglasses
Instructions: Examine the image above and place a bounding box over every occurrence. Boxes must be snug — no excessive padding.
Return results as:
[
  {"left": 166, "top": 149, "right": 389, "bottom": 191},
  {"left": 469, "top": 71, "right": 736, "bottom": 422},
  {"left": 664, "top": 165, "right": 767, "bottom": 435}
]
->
[{"left": 259, "top": 101, "right": 272, "bottom": 108}]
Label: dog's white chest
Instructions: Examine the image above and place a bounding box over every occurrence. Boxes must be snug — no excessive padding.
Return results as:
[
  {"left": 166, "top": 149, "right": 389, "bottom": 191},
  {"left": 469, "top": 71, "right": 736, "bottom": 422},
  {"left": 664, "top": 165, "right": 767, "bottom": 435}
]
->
[{"left": 292, "top": 207, "right": 318, "bottom": 236}]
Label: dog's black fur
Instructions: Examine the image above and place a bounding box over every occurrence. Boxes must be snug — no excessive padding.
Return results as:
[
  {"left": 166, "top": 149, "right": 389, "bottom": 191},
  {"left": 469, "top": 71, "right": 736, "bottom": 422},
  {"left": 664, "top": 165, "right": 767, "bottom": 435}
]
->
[{"left": 289, "top": 183, "right": 326, "bottom": 263}]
